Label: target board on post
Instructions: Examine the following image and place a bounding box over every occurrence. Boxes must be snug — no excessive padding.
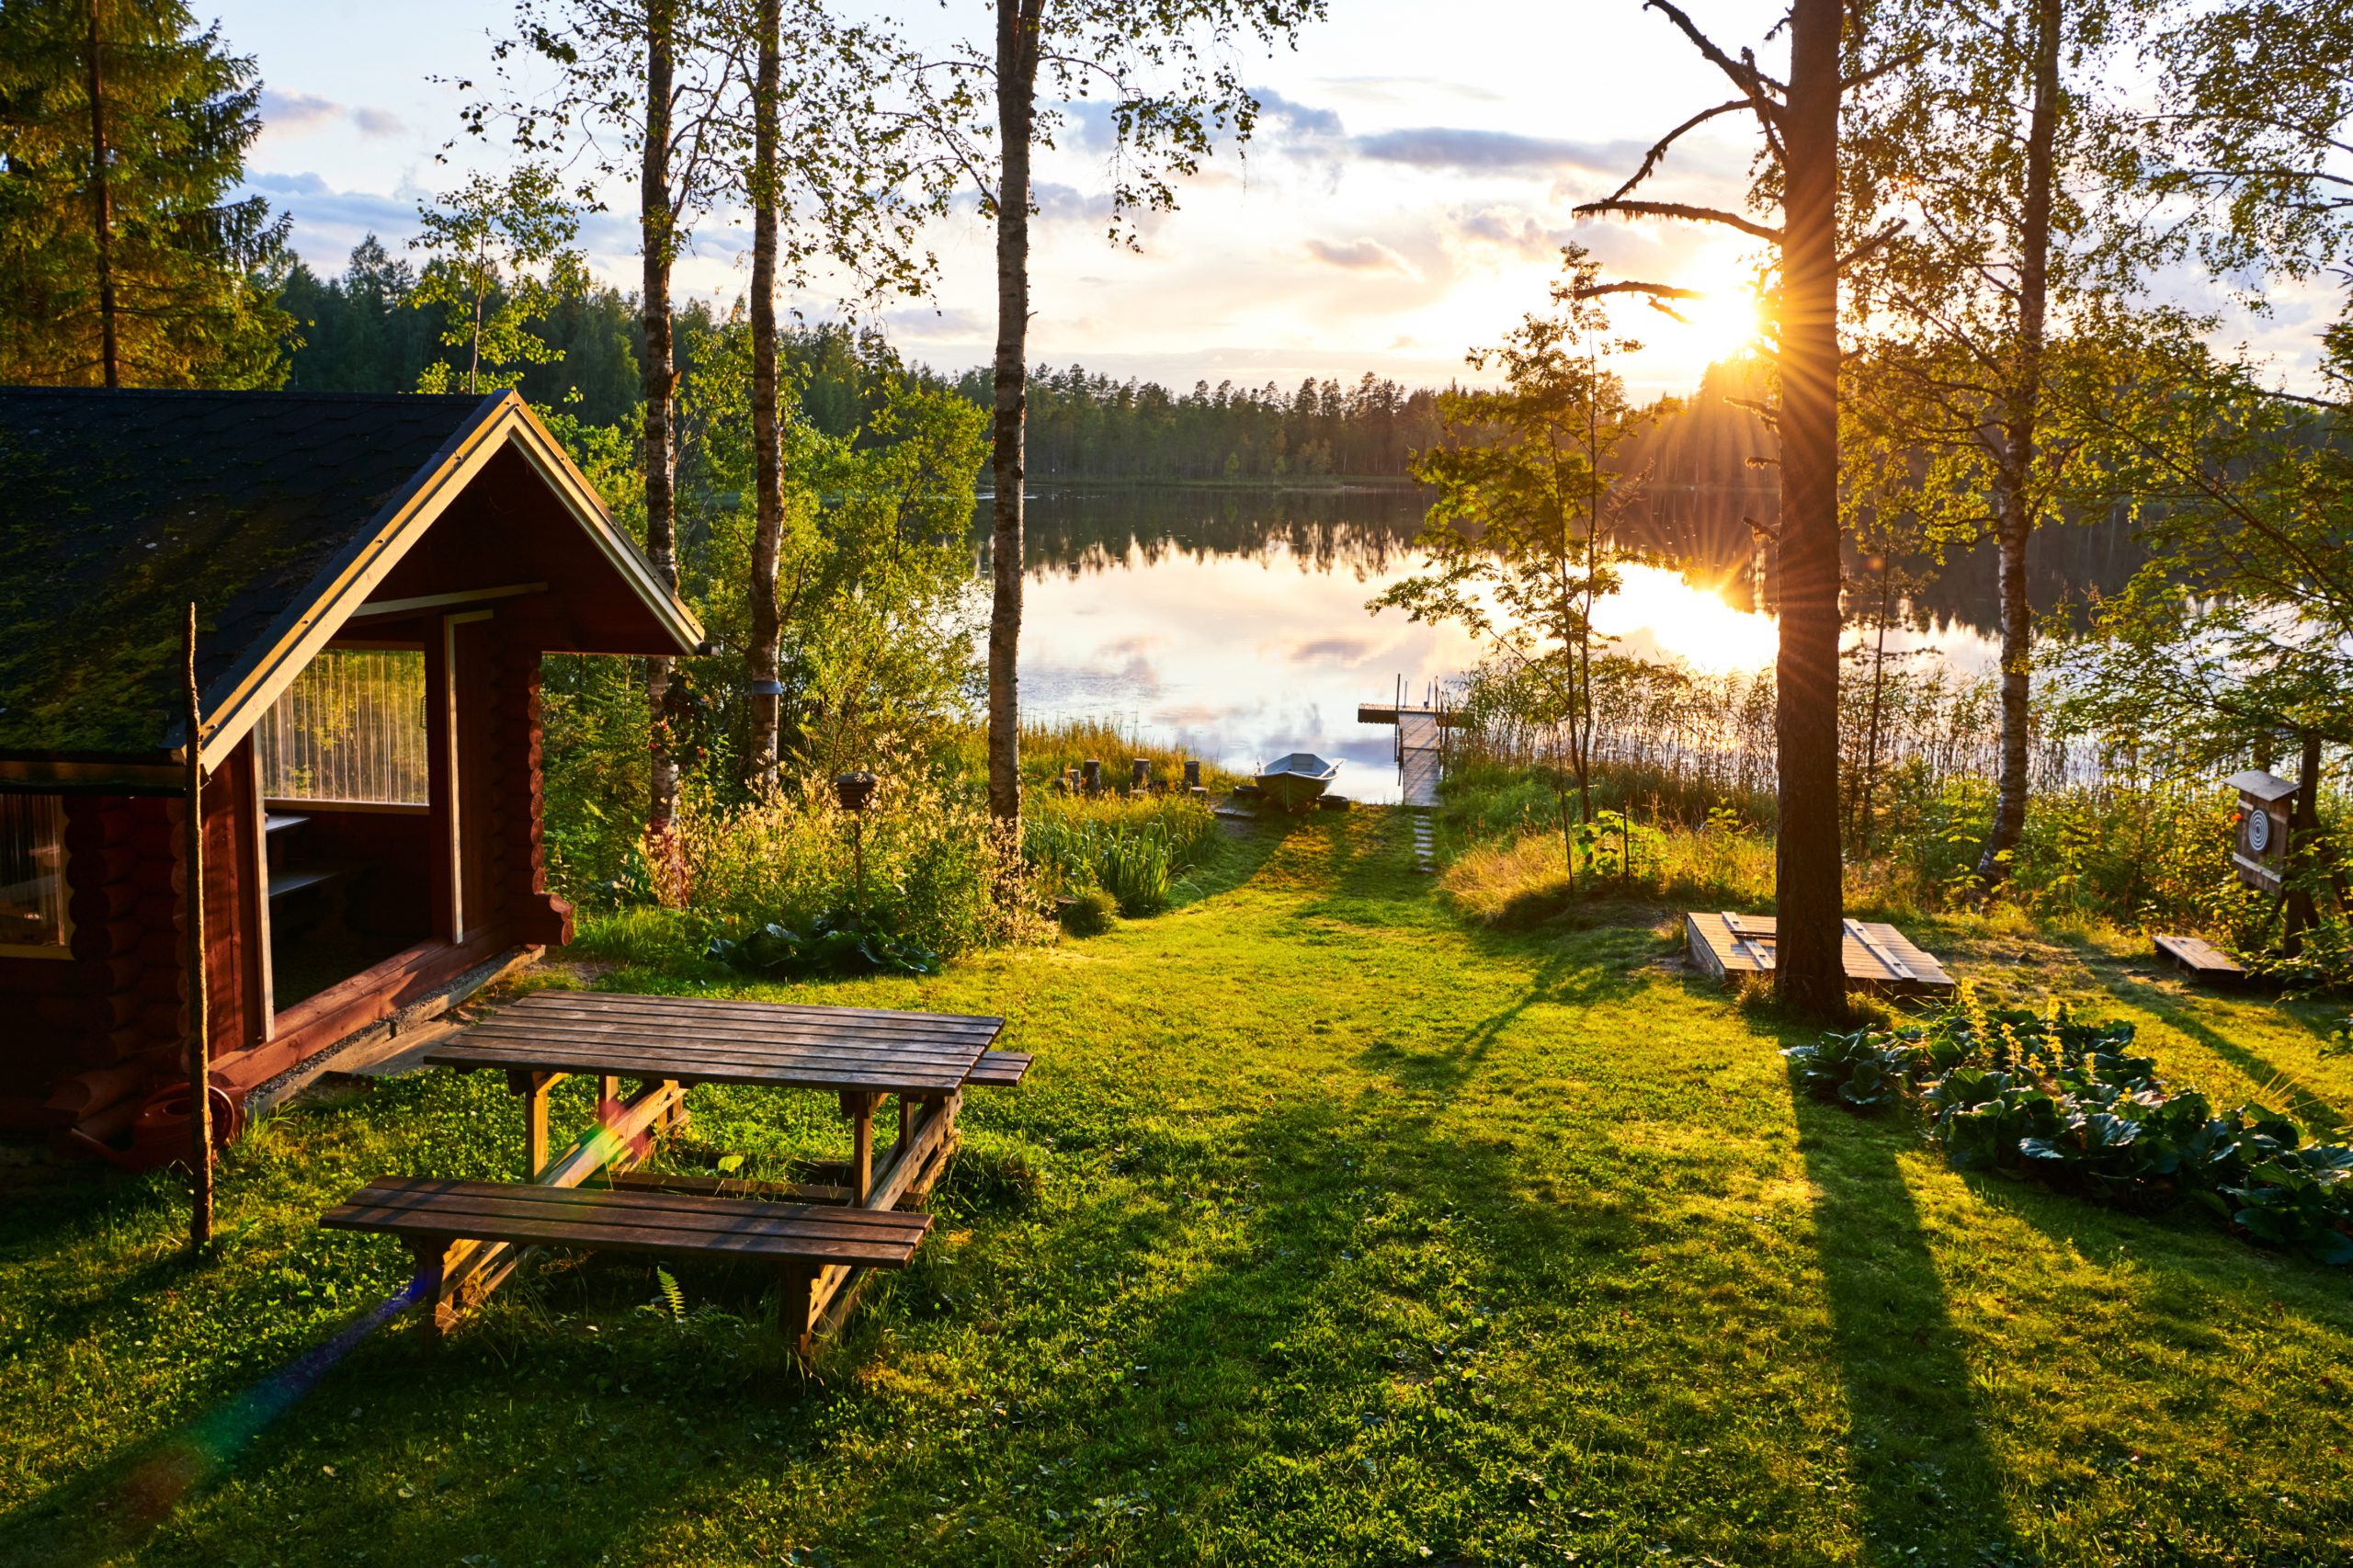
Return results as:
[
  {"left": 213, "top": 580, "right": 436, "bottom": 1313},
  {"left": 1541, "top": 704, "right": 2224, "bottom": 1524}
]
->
[{"left": 2227, "top": 769, "right": 2299, "bottom": 894}]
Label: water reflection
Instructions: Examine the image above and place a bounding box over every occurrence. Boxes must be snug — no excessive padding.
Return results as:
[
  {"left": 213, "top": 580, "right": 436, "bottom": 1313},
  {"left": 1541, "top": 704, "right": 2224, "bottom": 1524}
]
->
[{"left": 983, "top": 487, "right": 2143, "bottom": 804}]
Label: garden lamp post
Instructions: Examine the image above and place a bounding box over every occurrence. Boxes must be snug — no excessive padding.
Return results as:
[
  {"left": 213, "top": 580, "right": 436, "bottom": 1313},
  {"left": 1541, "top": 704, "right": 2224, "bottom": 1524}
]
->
[{"left": 834, "top": 771, "right": 878, "bottom": 911}]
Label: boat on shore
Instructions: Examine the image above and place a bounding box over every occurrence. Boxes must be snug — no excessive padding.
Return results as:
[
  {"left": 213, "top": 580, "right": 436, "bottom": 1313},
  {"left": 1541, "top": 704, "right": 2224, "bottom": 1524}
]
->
[{"left": 1253, "top": 753, "right": 1339, "bottom": 811}]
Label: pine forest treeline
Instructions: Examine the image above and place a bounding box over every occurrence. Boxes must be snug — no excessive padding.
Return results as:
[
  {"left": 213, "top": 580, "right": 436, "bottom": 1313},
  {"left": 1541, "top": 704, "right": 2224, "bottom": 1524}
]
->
[{"left": 273, "top": 236, "right": 1792, "bottom": 493}]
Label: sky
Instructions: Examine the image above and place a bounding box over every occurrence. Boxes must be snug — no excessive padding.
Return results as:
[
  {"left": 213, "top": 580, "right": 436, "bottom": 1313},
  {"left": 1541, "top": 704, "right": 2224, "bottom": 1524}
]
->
[{"left": 214, "top": 0, "right": 2335, "bottom": 400}]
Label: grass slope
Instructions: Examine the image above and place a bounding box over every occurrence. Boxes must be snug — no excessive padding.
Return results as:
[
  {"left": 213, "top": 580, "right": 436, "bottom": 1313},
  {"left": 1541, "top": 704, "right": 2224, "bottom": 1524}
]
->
[{"left": 2, "top": 811, "right": 2348, "bottom": 1567}]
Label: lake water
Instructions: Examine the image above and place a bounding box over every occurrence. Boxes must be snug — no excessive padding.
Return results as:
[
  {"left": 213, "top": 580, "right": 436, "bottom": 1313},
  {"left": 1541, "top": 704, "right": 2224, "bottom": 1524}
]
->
[{"left": 987, "top": 487, "right": 2116, "bottom": 804}]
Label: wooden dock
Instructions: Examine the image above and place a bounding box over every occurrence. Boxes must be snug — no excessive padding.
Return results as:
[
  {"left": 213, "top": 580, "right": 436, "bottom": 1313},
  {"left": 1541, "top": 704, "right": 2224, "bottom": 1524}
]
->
[
  {"left": 1358, "top": 697, "right": 1465, "bottom": 812},
  {"left": 1685, "top": 911, "right": 1957, "bottom": 1000}
]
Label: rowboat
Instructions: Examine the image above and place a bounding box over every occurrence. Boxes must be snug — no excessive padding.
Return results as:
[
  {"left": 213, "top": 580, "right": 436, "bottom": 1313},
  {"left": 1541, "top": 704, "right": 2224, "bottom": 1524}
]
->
[{"left": 1254, "top": 752, "right": 1339, "bottom": 811}]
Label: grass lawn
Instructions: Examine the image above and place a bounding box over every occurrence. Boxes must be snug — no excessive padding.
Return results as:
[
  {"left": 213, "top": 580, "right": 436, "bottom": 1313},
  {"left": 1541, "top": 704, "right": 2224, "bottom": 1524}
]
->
[{"left": 3, "top": 809, "right": 2349, "bottom": 1567}]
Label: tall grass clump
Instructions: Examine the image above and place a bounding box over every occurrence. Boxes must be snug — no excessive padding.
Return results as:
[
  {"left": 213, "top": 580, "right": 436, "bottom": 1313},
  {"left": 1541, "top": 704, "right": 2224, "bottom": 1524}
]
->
[
  {"left": 1023, "top": 790, "right": 1219, "bottom": 915},
  {"left": 1442, "top": 801, "right": 1775, "bottom": 926}
]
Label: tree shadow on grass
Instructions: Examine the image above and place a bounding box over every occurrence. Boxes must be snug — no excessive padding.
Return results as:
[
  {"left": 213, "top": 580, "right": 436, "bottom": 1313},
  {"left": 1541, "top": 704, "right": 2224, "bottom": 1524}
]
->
[
  {"left": 1775, "top": 1046, "right": 2033, "bottom": 1567},
  {"left": 2106, "top": 975, "right": 2347, "bottom": 1137}
]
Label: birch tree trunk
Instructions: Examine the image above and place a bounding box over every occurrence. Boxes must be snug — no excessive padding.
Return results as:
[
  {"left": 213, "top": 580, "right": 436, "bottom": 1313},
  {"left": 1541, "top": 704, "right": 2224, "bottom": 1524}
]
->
[
  {"left": 747, "top": 0, "right": 784, "bottom": 788},
  {"left": 986, "top": 0, "right": 1039, "bottom": 824},
  {"left": 1772, "top": 0, "right": 1847, "bottom": 1017},
  {"left": 1974, "top": 0, "right": 2061, "bottom": 892},
  {"left": 642, "top": 2, "right": 681, "bottom": 842}
]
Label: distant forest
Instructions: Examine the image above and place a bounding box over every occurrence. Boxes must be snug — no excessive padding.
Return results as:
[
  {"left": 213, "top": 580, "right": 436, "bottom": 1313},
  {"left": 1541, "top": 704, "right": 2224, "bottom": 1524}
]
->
[{"left": 276, "top": 236, "right": 1772, "bottom": 494}]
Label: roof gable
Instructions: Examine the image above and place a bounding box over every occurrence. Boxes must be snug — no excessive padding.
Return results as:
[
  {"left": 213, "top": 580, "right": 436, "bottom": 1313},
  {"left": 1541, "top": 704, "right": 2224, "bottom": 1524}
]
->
[{"left": 0, "top": 388, "right": 699, "bottom": 774}]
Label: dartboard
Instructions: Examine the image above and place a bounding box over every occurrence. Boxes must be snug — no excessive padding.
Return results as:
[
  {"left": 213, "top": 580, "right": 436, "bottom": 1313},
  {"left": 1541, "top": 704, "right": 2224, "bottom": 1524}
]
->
[{"left": 2248, "top": 809, "right": 2271, "bottom": 853}]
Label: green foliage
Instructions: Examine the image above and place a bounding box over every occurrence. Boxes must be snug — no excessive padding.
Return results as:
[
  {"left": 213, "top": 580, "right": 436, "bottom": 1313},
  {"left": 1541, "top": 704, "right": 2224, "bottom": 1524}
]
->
[
  {"left": 706, "top": 910, "right": 940, "bottom": 979},
  {"left": 673, "top": 764, "right": 1040, "bottom": 960},
  {"left": 1783, "top": 1028, "right": 1915, "bottom": 1111},
  {"left": 957, "top": 363, "right": 1445, "bottom": 482},
  {"left": 1056, "top": 887, "right": 1119, "bottom": 937},
  {"left": 1372, "top": 244, "right": 1663, "bottom": 825},
  {"left": 1807, "top": 990, "right": 2353, "bottom": 1264},
  {"left": 408, "top": 164, "right": 586, "bottom": 395},
  {"left": 0, "top": 0, "right": 289, "bottom": 386},
  {"left": 2047, "top": 315, "right": 2353, "bottom": 763},
  {"left": 1021, "top": 792, "right": 1218, "bottom": 917}
]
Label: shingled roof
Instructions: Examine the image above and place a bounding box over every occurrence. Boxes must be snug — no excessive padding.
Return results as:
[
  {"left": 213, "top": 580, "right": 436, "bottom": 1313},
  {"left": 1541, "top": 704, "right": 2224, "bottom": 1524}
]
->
[{"left": 0, "top": 388, "right": 697, "bottom": 778}]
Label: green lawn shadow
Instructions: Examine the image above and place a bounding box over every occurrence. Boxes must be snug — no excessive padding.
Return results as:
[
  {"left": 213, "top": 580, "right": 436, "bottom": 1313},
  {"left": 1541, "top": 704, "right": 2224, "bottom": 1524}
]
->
[{"left": 1770, "top": 1041, "right": 2029, "bottom": 1566}]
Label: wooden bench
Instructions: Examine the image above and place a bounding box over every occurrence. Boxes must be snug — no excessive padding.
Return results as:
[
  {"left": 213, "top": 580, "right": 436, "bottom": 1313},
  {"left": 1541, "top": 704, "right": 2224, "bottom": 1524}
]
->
[{"left": 323, "top": 1175, "right": 931, "bottom": 1357}]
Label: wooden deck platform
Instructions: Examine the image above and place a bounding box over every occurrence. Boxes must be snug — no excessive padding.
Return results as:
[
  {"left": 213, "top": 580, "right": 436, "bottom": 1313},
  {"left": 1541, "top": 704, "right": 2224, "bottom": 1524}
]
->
[
  {"left": 1685, "top": 911, "right": 1957, "bottom": 999},
  {"left": 2154, "top": 934, "right": 2249, "bottom": 984}
]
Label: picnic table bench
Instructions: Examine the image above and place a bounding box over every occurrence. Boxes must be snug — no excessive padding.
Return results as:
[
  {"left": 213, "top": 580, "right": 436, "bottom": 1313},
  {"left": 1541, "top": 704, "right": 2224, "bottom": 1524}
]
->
[{"left": 319, "top": 990, "right": 1027, "bottom": 1360}]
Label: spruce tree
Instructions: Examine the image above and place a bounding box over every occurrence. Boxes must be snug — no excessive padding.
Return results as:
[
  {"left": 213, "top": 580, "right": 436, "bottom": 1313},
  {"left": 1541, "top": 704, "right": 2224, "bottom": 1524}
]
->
[{"left": 0, "top": 0, "right": 288, "bottom": 387}]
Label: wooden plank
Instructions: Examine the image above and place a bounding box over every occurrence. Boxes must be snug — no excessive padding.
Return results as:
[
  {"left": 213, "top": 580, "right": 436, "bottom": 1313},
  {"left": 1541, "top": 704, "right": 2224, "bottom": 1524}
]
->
[
  {"left": 327, "top": 1184, "right": 928, "bottom": 1246},
  {"left": 332, "top": 1176, "right": 928, "bottom": 1236},
  {"left": 506, "top": 990, "right": 1003, "bottom": 1031},
  {"left": 1842, "top": 918, "right": 1914, "bottom": 983},
  {"left": 325, "top": 1199, "right": 926, "bottom": 1267},
  {"left": 428, "top": 1036, "right": 982, "bottom": 1093},
  {"left": 2154, "top": 933, "right": 2249, "bottom": 982},
  {"left": 1685, "top": 910, "right": 1954, "bottom": 998},
  {"left": 608, "top": 1170, "right": 854, "bottom": 1205},
  {"left": 964, "top": 1051, "right": 1032, "bottom": 1086},
  {"left": 452, "top": 1017, "right": 990, "bottom": 1062}
]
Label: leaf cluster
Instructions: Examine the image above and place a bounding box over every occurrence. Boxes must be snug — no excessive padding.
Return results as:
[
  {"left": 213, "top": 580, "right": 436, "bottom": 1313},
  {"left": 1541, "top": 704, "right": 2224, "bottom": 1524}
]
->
[
  {"left": 1789, "top": 986, "right": 2353, "bottom": 1263},
  {"left": 920, "top": 0, "right": 1327, "bottom": 246},
  {"left": 705, "top": 907, "right": 941, "bottom": 977}
]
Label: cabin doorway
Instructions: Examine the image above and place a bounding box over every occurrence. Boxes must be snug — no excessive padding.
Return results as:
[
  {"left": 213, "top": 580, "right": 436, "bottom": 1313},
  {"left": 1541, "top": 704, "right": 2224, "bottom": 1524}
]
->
[{"left": 252, "top": 646, "right": 437, "bottom": 1014}]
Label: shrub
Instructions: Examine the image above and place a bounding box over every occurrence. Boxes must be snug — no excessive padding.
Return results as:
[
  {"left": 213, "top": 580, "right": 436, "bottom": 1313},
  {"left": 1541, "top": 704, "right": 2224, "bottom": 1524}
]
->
[
  {"left": 1797, "top": 988, "right": 2353, "bottom": 1264},
  {"left": 1058, "top": 888, "right": 1118, "bottom": 937},
  {"left": 674, "top": 759, "right": 1043, "bottom": 960}
]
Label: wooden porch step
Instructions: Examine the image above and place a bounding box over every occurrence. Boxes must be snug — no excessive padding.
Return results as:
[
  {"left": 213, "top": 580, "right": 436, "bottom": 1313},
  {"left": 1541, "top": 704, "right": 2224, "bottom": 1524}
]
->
[
  {"left": 321, "top": 1175, "right": 931, "bottom": 1268},
  {"left": 965, "top": 1050, "right": 1032, "bottom": 1087}
]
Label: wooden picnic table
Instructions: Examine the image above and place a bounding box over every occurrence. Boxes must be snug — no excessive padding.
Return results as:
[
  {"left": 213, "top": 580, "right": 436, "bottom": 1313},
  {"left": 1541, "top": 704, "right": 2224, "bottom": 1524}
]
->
[{"left": 324, "top": 990, "right": 1027, "bottom": 1359}]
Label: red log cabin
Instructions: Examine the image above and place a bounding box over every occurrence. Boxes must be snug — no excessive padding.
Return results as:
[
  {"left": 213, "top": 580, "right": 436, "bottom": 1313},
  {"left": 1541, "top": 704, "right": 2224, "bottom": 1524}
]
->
[{"left": 0, "top": 388, "right": 701, "bottom": 1152}]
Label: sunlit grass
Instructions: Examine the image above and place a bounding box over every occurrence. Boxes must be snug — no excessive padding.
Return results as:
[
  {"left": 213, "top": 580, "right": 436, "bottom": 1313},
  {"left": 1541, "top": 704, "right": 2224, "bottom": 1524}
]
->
[{"left": 2, "top": 811, "right": 2349, "bottom": 1566}]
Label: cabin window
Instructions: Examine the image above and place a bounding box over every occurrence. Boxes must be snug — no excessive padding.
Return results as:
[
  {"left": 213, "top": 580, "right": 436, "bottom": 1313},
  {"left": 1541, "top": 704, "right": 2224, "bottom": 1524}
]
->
[
  {"left": 0, "top": 793, "right": 68, "bottom": 952},
  {"left": 256, "top": 649, "right": 429, "bottom": 806}
]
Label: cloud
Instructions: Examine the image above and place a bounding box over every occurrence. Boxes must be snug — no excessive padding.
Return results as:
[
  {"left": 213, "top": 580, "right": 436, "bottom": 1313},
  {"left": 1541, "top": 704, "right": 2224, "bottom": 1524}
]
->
[
  {"left": 1034, "top": 181, "right": 1116, "bottom": 227},
  {"left": 241, "top": 172, "right": 424, "bottom": 270},
  {"left": 1284, "top": 635, "right": 1376, "bottom": 665},
  {"left": 258, "top": 89, "right": 405, "bottom": 142},
  {"left": 1317, "top": 75, "right": 1506, "bottom": 107},
  {"left": 1353, "top": 127, "right": 1646, "bottom": 178},
  {"left": 1304, "top": 236, "right": 1420, "bottom": 278},
  {"left": 1251, "top": 86, "right": 1344, "bottom": 140},
  {"left": 1452, "top": 206, "right": 1560, "bottom": 258}
]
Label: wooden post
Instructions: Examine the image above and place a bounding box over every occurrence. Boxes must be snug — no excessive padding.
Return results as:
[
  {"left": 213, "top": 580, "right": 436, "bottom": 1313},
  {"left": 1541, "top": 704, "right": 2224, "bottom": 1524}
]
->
[
  {"left": 2285, "top": 729, "right": 2325, "bottom": 954},
  {"left": 1131, "top": 758, "right": 1150, "bottom": 794},
  {"left": 1183, "top": 759, "right": 1200, "bottom": 790},
  {"left": 1082, "top": 758, "right": 1102, "bottom": 796},
  {"left": 779, "top": 1258, "right": 820, "bottom": 1362},
  {"left": 527, "top": 1072, "right": 553, "bottom": 1178},
  {"left": 182, "top": 603, "right": 213, "bottom": 1251},
  {"left": 842, "top": 1090, "right": 875, "bottom": 1205}
]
